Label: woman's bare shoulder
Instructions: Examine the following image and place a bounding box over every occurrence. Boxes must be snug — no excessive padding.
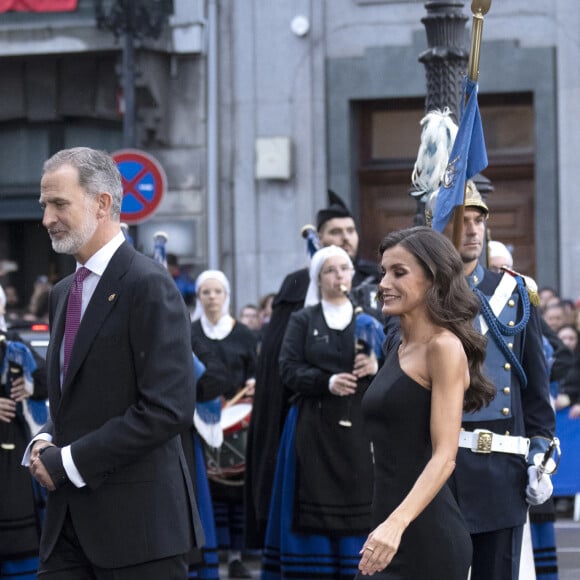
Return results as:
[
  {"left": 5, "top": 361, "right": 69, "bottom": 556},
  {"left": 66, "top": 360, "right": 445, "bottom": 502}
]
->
[{"left": 427, "top": 330, "right": 465, "bottom": 361}]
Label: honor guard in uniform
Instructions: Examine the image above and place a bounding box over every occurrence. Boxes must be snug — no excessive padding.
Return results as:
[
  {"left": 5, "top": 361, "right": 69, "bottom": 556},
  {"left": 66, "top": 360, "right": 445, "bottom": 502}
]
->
[{"left": 445, "top": 182, "right": 556, "bottom": 580}]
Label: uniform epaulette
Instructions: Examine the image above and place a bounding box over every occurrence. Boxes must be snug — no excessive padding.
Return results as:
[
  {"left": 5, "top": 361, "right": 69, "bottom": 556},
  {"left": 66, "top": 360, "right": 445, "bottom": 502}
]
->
[{"left": 500, "top": 266, "right": 540, "bottom": 307}]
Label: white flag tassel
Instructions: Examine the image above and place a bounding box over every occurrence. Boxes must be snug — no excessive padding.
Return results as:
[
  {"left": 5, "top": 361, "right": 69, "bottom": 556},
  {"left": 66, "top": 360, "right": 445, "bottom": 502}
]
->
[{"left": 411, "top": 108, "right": 458, "bottom": 199}]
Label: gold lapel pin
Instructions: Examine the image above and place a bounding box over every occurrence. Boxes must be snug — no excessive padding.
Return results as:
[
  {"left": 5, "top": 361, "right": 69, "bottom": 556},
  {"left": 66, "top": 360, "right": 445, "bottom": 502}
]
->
[{"left": 108, "top": 293, "right": 117, "bottom": 302}]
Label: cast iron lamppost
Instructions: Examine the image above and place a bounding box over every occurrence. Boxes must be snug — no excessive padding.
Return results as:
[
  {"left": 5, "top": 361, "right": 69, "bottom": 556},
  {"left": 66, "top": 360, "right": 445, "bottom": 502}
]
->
[
  {"left": 95, "top": 0, "right": 172, "bottom": 149},
  {"left": 413, "top": 0, "right": 492, "bottom": 225},
  {"left": 419, "top": 1, "right": 468, "bottom": 124}
]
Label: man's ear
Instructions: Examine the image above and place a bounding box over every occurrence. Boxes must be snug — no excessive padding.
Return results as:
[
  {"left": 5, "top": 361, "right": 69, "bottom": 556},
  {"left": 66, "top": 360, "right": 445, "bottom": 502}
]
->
[{"left": 97, "top": 192, "right": 113, "bottom": 217}]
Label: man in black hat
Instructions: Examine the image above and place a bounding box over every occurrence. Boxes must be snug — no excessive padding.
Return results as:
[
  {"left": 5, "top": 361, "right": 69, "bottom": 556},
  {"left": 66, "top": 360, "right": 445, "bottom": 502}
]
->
[{"left": 244, "top": 191, "right": 381, "bottom": 548}]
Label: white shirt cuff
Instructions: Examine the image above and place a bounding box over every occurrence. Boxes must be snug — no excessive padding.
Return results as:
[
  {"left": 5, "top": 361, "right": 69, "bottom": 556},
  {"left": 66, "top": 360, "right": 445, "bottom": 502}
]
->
[
  {"left": 62, "top": 445, "right": 86, "bottom": 488},
  {"left": 21, "top": 433, "right": 51, "bottom": 467}
]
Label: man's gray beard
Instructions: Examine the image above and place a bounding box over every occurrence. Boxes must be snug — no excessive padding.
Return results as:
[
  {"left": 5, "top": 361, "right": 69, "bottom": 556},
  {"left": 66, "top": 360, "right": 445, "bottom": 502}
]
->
[
  {"left": 51, "top": 235, "right": 82, "bottom": 255},
  {"left": 50, "top": 218, "right": 97, "bottom": 255}
]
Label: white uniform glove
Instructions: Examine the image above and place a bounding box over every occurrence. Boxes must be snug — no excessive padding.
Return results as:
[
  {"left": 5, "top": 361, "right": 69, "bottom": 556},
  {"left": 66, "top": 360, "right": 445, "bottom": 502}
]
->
[{"left": 525, "top": 465, "right": 553, "bottom": 506}]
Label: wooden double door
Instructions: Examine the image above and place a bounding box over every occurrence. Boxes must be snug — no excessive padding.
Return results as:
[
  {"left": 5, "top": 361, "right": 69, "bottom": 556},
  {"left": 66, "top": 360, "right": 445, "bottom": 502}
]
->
[{"left": 355, "top": 100, "right": 536, "bottom": 277}]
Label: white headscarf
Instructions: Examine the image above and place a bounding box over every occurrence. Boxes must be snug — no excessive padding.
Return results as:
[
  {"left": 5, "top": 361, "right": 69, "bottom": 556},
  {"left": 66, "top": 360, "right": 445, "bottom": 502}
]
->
[
  {"left": 304, "top": 245, "right": 354, "bottom": 307},
  {"left": 0, "top": 284, "right": 7, "bottom": 332},
  {"left": 192, "top": 270, "right": 235, "bottom": 340},
  {"left": 488, "top": 240, "right": 513, "bottom": 267}
]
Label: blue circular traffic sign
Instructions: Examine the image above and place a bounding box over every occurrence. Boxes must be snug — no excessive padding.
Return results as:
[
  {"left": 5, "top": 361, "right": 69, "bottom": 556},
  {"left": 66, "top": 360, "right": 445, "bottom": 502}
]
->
[{"left": 113, "top": 149, "right": 167, "bottom": 224}]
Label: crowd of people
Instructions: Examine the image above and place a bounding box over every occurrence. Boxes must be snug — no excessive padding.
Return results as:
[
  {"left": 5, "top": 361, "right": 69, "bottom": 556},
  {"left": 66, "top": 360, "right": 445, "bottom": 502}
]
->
[{"left": 0, "top": 147, "right": 578, "bottom": 580}]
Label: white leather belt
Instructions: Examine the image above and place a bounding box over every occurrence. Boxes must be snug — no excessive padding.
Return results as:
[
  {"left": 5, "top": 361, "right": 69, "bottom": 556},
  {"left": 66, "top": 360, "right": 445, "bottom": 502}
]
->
[{"left": 458, "top": 429, "right": 529, "bottom": 458}]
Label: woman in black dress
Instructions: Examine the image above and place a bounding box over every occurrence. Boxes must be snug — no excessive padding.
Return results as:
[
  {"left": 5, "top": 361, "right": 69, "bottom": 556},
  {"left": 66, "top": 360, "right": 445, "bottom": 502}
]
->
[{"left": 357, "top": 227, "right": 494, "bottom": 579}]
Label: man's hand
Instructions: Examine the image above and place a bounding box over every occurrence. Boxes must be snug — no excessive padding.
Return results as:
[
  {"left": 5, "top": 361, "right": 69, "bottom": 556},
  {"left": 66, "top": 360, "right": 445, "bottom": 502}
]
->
[
  {"left": 29, "top": 441, "right": 57, "bottom": 491},
  {"left": 525, "top": 465, "right": 553, "bottom": 506}
]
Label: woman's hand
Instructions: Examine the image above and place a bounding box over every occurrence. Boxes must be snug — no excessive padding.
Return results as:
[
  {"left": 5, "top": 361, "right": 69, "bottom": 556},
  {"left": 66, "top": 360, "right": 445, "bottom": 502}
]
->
[
  {"left": 0, "top": 397, "right": 16, "bottom": 423},
  {"left": 358, "top": 516, "right": 406, "bottom": 575},
  {"left": 329, "top": 373, "right": 358, "bottom": 396},
  {"left": 244, "top": 378, "right": 256, "bottom": 397},
  {"left": 10, "top": 375, "right": 31, "bottom": 403},
  {"left": 569, "top": 404, "right": 580, "bottom": 419},
  {"left": 353, "top": 353, "right": 379, "bottom": 379}
]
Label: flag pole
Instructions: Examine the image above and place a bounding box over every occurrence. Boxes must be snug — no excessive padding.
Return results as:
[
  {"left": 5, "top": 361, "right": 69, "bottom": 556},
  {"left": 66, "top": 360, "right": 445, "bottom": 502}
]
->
[{"left": 451, "top": 0, "right": 491, "bottom": 250}]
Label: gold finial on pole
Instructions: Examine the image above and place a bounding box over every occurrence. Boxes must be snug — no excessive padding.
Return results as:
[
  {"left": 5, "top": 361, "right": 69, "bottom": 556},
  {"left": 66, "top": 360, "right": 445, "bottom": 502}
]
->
[
  {"left": 451, "top": 0, "right": 491, "bottom": 250},
  {"left": 467, "top": 0, "right": 491, "bottom": 82}
]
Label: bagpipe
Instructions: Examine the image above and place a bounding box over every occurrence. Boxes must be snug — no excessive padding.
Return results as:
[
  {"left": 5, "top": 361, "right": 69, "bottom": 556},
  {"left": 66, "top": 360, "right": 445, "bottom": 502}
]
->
[
  {"left": 152, "top": 230, "right": 168, "bottom": 268},
  {"left": 301, "top": 225, "right": 385, "bottom": 425},
  {"left": 339, "top": 285, "right": 385, "bottom": 428},
  {"left": 300, "top": 225, "right": 385, "bottom": 356},
  {"left": 301, "top": 223, "right": 322, "bottom": 257},
  {"left": 0, "top": 334, "right": 48, "bottom": 448}
]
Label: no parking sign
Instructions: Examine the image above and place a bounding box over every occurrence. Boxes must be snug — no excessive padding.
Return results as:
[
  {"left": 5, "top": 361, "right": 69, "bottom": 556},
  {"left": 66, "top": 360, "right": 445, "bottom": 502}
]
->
[{"left": 113, "top": 149, "right": 167, "bottom": 224}]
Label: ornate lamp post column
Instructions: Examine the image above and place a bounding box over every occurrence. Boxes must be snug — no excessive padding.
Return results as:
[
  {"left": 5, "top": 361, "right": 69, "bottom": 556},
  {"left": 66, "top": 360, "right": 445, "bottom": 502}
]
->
[
  {"left": 419, "top": 1, "right": 468, "bottom": 123},
  {"left": 413, "top": 0, "right": 492, "bottom": 225},
  {"left": 95, "top": 0, "right": 171, "bottom": 149}
]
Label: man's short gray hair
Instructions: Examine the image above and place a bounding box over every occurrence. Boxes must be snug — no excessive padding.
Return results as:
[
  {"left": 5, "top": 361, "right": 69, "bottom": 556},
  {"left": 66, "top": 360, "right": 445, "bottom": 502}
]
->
[{"left": 43, "top": 147, "right": 123, "bottom": 220}]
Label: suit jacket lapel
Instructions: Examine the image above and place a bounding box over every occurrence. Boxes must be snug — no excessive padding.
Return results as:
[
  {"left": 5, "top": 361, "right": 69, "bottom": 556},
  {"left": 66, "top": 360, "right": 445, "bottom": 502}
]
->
[
  {"left": 47, "top": 277, "right": 72, "bottom": 408},
  {"left": 61, "top": 242, "right": 134, "bottom": 392}
]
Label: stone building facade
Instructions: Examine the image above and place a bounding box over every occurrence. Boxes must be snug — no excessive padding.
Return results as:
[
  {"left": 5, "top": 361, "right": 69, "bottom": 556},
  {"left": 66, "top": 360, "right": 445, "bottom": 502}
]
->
[{"left": 1, "top": 0, "right": 579, "bottom": 309}]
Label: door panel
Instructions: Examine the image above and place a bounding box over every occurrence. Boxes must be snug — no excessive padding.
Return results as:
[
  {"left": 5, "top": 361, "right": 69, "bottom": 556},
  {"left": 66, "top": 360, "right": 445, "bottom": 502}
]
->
[{"left": 355, "top": 99, "right": 536, "bottom": 277}]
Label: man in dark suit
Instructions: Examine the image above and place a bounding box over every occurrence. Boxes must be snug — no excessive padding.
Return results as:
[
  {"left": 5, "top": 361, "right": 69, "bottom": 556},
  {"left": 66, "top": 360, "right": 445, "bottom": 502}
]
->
[{"left": 25, "top": 147, "right": 203, "bottom": 579}]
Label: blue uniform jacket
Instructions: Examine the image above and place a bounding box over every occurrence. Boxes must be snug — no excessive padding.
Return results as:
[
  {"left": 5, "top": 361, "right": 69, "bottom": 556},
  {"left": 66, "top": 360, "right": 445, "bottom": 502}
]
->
[{"left": 448, "top": 266, "right": 555, "bottom": 534}]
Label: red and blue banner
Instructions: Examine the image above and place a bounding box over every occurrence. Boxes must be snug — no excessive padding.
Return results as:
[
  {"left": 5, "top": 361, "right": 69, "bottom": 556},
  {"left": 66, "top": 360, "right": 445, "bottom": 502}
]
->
[{"left": 0, "top": 0, "right": 77, "bottom": 12}]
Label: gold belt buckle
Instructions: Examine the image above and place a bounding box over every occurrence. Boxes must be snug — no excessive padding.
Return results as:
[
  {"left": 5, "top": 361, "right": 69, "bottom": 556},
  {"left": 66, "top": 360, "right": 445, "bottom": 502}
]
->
[{"left": 475, "top": 430, "right": 493, "bottom": 453}]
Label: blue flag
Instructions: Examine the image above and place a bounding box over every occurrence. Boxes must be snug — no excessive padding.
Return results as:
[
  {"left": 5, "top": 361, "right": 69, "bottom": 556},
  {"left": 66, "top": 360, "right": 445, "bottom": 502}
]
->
[{"left": 432, "top": 77, "right": 488, "bottom": 232}]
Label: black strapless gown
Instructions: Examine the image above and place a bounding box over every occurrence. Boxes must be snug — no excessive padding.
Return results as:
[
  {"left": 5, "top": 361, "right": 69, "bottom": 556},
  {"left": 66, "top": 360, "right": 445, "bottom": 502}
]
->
[{"left": 356, "top": 346, "right": 472, "bottom": 579}]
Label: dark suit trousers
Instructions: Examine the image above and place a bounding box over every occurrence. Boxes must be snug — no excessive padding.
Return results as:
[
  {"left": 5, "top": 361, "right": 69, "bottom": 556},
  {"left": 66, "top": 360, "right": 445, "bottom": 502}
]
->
[
  {"left": 470, "top": 525, "right": 524, "bottom": 580},
  {"left": 37, "top": 511, "right": 188, "bottom": 580}
]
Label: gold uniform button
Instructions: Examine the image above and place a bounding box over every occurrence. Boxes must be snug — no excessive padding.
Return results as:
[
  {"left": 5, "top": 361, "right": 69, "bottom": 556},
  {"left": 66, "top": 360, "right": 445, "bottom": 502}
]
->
[
  {"left": 505, "top": 431, "right": 510, "bottom": 436},
  {"left": 508, "top": 342, "right": 513, "bottom": 349},
  {"left": 503, "top": 387, "right": 510, "bottom": 395},
  {"left": 504, "top": 363, "right": 511, "bottom": 370},
  {"left": 508, "top": 299, "right": 515, "bottom": 307},
  {"left": 502, "top": 408, "right": 510, "bottom": 416},
  {"left": 473, "top": 275, "right": 479, "bottom": 285},
  {"left": 508, "top": 321, "right": 515, "bottom": 327}
]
